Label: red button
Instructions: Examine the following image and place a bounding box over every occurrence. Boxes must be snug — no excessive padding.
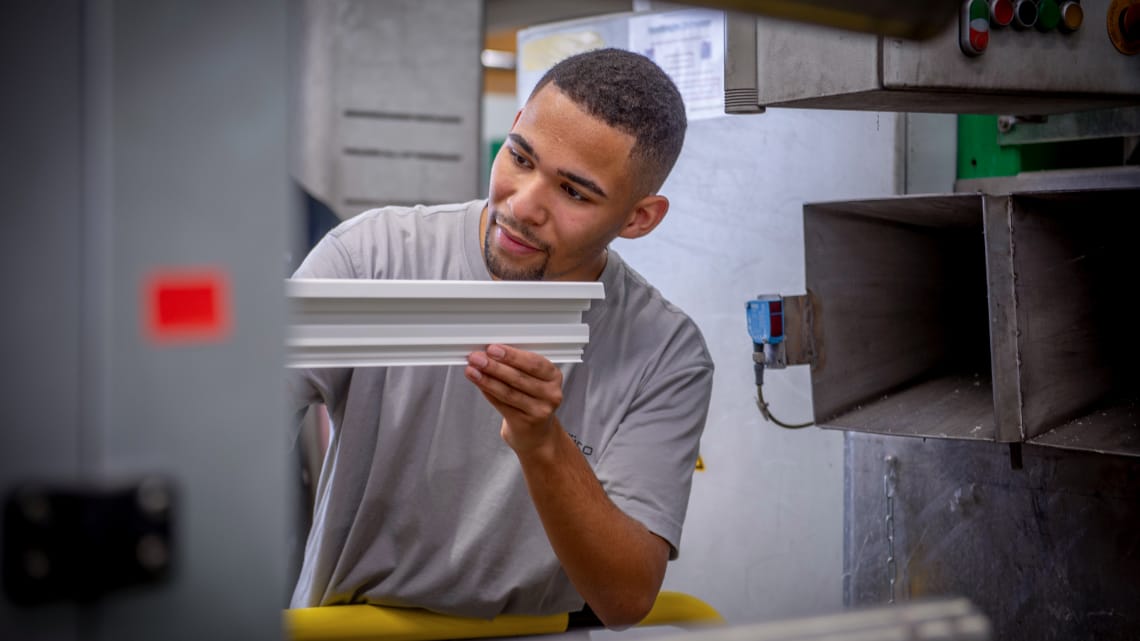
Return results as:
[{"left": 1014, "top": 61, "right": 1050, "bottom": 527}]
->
[
  {"left": 990, "top": 0, "right": 1015, "bottom": 26},
  {"left": 145, "top": 270, "right": 231, "bottom": 343},
  {"left": 961, "top": 0, "right": 991, "bottom": 56}
]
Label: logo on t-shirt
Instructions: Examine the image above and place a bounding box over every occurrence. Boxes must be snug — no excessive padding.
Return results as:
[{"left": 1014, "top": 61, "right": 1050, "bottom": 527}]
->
[{"left": 566, "top": 432, "right": 595, "bottom": 457}]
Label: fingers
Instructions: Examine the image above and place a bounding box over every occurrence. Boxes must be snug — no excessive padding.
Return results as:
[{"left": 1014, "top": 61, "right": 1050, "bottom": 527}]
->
[
  {"left": 483, "top": 344, "right": 561, "bottom": 382},
  {"left": 464, "top": 345, "right": 566, "bottom": 453},
  {"left": 465, "top": 363, "right": 553, "bottom": 416},
  {"left": 464, "top": 345, "right": 563, "bottom": 414}
]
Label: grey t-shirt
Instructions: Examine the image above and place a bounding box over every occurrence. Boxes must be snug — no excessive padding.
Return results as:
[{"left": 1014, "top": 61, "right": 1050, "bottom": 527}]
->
[{"left": 289, "top": 200, "right": 713, "bottom": 618}]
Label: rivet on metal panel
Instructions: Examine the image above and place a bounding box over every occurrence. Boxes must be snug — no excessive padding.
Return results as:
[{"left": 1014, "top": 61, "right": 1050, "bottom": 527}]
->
[
  {"left": 136, "top": 477, "right": 171, "bottom": 518},
  {"left": 136, "top": 534, "right": 170, "bottom": 572},
  {"left": 18, "top": 493, "right": 51, "bottom": 526},
  {"left": 23, "top": 549, "right": 50, "bottom": 580}
]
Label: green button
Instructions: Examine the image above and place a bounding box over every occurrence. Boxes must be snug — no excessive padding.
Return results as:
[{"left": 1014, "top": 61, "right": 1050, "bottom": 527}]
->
[
  {"left": 1037, "top": 0, "right": 1061, "bottom": 31},
  {"left": 970, "top": 0, "right": 989, "bottom": 21}
]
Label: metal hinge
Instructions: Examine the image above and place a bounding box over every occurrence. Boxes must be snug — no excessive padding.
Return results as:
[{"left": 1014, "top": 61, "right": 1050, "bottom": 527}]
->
[{"left": 3, "top": 478, "right": 174, "bottom": 605}]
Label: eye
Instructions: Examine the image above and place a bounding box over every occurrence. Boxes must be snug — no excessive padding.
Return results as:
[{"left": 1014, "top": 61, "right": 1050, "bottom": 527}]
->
[
  {"left": 508, "top": 147, "right": 532, "bottom": 169},
  {"left": 562, "top": 184, "right": 587, "bottom": 202}
]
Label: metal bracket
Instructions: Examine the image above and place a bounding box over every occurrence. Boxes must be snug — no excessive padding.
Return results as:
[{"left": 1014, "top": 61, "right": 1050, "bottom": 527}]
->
[
  {"left": 3, "top": 478, "right": 174, "bottom": 605},
  {"left": 782, "top": 293, "right": 817, "bottom": 368}
]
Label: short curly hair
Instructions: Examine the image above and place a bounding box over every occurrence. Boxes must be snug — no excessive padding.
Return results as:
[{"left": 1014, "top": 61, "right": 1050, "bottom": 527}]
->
[{"left": 529, "top": 48, "right": 687, "bottom": 196}]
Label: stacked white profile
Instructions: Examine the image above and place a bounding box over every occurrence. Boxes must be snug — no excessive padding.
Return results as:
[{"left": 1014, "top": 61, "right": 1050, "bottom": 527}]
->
[{"left": 286, "top": 279, "right": 605, "bottom": 368}]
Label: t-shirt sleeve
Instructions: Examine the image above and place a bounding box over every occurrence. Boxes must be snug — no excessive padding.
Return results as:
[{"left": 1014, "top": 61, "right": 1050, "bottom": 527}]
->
[
  {"left": 293, "top": 231, "right": 358, "bottom": 280},
  {"left": 288, "top": 230, "right": 358, "bottom": 416},
  {"left": 594, "top": 324, "right": 714, "bottom": 560}
]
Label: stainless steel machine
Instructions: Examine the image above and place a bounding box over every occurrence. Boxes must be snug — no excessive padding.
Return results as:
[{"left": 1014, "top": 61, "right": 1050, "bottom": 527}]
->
[
  {"left": 724, "top": 0, "right": 1140, "bottom": 114},
  {"left": 725, "top": 2, "right": 1140, "bottom": 637}
]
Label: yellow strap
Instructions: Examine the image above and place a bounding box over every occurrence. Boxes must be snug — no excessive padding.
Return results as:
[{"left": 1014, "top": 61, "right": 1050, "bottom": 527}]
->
[
  {"left": 286, "top": 606, "right": 568, "bottom": 641},
  {"left": 285, "top": 591, "right": 723, "bottom": 640}
]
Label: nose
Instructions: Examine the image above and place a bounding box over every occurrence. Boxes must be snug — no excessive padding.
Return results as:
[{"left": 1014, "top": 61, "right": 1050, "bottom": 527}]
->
[{"left": 508, "top": 172, "right": 549, "bottom": 227}]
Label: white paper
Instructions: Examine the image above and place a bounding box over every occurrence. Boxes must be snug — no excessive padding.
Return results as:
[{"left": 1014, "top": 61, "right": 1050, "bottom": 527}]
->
[{"left": 629, "top": 10, "right": 726, "bottom": 121}]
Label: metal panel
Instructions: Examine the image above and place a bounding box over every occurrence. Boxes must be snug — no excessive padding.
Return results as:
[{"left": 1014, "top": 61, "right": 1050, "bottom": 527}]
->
[
  {"left": 981, "top": 195, "right": 1023, "bottom": 443},
  {"left": 752, "top": 18, "right": 881, "bottom": 106},
  {"left": 883, "top": 0, "right": 1139, "bottom": 96},
  {"left": 996, "top": 106, "right": 1140, "bottom": 146},
  {"left": 682, "top": 0, "right": 960, "bottom": 40},
  {"left": 956, "top": 166, "right": 1140, "bottom": 194},
  {"left": 0, "top": 2, "right": 84, "bottom": 639},
  {"left": 803, "top": 186, "right": 1139, "bottom": 456},
  {"left": 1030, "top": 400, "right": 1140, "bottom": 455},
  {"left": 287, "top": 280, "right": 604, "bottom": 367},
  {"left": 92, "top": 2, "right": 292, "bottom": 640},
  {"left": 1006, "top": 190, "right": 1140, "bottom": 449},
  {"left": 293, "top": 0, "right": 483, "bottom": 219},
  {"left": 736, "top": 0, "right": 1140, "bottom": 114},
  {"left": 904, "top": 114, "right": 958, "bottom": 195},
  {"left": 803, "top": 195, "right": 993, "bottom": 440},
  {"left": 846, "top": 433, "right": 1140, "bottom": 641}
]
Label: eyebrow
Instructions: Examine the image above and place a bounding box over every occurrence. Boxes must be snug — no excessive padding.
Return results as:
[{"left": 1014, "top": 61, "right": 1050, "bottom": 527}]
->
[{"left": 508, "top": 133, "right": 609, "bottom": 200}]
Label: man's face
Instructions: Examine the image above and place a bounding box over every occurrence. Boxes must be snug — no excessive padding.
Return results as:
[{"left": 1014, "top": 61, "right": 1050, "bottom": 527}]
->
[{"left": 482, "top": 85, "right": 641, "bottom": 282}]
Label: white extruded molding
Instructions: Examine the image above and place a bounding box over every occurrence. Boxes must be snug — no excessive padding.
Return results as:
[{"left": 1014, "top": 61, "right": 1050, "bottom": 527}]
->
[{"left": 286, "top": 279, "right": 605, "bottom": 368}]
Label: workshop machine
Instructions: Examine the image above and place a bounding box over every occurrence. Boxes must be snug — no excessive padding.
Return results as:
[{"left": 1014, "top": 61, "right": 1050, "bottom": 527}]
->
[{"left": 4, "top": 0, "right": 1140, "bottom": 640}]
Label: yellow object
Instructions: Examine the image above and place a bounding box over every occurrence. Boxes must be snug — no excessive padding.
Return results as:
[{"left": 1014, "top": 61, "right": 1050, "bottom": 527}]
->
[
  {"left": 286, "top": 606, "right": 568, "bottom": 641},
  {"left": 285, "top": 591, "right": 723, "bottom": 640},
  {"left": 641, "top": 591, "right": 724, "bottom": 626}
]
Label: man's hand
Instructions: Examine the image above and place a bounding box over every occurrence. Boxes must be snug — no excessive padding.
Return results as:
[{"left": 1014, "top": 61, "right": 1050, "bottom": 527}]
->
[
  {"left": 465, "top": 344, "right": 564, "bottom": 454},
  {"left": 464, "top": 344, "right": 668, "bottom": 629}
]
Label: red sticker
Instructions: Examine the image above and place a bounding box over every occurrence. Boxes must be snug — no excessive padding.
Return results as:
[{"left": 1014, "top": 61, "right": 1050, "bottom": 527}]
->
[{"left": 145, "top": 270, "right": 231, "bottom": 343}]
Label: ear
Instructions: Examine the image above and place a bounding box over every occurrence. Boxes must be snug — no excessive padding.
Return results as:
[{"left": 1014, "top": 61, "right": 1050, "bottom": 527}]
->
[{"left": 618, "top": 195, "right": 669, "bottom": 240}]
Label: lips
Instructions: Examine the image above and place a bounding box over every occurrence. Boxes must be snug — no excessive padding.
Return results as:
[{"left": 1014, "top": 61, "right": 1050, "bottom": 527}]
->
[{"left": 496, "top": 224, "right": 542, "bottom": 256}]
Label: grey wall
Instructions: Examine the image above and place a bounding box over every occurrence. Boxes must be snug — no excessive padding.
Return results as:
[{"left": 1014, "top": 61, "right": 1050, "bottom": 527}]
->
[{"left": 611, "top": 108, "right": 905, "bottom": 622}]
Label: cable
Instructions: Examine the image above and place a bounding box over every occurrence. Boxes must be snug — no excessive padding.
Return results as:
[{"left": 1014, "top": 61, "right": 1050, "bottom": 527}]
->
[
  {"left": 752, "top": 353, "right": 813, "bottom": 429},
  {"left": 756, "top": 384, "right": 814, "bottom": 429}
]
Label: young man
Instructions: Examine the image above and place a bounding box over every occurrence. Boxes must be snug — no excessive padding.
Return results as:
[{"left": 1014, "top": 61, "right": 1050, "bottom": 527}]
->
[{"left": 290, "top": 48, "right": 713, "bottom": 629}]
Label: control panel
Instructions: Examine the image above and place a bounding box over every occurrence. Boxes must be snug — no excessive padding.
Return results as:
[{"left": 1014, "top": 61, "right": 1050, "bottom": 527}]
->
[
  {"left": 960, "top": 0, "right": 1137, "bottom": 55},
  {"left": 730, "top": 0, "right": 1140, "bottom": 114}
]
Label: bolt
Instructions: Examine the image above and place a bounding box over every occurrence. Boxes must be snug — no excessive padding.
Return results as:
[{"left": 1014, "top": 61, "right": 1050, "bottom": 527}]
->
[
  {"left": 136, "top": 535, "right": 169, "bottom": 572},
  {"left": 136, "top": 479, "right": 170, "bottom": 518},
  {"left": 24, "top": 549, "right": 51, "bottom": 580},
  {"left": 19, "top": 492, "right": 51, "bottom": 525}
]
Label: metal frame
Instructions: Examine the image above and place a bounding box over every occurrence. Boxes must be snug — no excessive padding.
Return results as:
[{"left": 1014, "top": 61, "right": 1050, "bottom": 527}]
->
[
  {"left": 287, "top": 279, "right": 605, "bottom": 368},
  {"left": 799, "top": 183, "right": 1140, "bottom": 457}
]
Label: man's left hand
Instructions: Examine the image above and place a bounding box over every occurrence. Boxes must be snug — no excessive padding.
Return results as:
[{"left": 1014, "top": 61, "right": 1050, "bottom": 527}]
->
[{"left": 465, "top": 344, "right": 564, "bottom": 454}]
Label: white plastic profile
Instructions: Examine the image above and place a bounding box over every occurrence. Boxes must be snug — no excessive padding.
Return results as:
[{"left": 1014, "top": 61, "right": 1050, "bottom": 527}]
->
[{"left": 286, "top": 279, "right": 605, "bottom": 368}]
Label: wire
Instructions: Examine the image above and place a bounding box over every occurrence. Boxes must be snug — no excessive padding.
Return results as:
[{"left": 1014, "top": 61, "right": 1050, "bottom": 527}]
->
[{"left": 756, "top": 384, "right": 814, "bottom": 429}]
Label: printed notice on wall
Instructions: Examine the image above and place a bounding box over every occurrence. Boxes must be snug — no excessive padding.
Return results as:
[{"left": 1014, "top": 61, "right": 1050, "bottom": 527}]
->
[{"left": 629, "top": 10, "right": 725, "bottom": 121}]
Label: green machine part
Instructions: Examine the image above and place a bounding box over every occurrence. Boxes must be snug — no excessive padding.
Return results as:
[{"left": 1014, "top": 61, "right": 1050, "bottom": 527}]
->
[{"left": 957, "top": 114, "right": 1127, "bottom": 180}]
